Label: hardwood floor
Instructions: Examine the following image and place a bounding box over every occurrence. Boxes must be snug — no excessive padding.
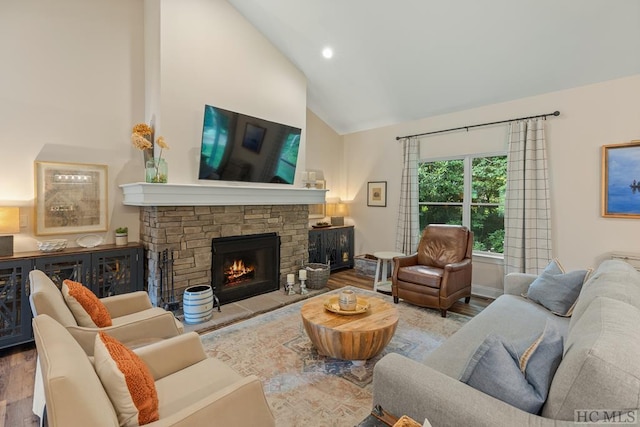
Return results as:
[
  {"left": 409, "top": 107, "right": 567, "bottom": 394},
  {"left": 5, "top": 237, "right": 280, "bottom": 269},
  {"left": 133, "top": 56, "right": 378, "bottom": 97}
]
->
[
  {"left": 0, "top": 343, "right": 39, "bottom": 427},
  {"left": 0, "top": 268, "right": 492, "bottom": 427}
]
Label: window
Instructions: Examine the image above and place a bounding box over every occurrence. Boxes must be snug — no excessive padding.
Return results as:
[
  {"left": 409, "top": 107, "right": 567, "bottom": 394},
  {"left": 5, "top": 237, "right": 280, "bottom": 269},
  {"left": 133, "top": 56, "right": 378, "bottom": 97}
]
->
[{"left": 418, "top": 154, "right": 506, "bottom": 254}]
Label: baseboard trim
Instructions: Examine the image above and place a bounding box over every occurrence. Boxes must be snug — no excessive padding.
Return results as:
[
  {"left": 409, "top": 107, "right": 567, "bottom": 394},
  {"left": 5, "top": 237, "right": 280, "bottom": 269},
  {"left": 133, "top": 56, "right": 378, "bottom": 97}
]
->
[{"left": 471, "top": 284, "right": 503, "bottom": 300}]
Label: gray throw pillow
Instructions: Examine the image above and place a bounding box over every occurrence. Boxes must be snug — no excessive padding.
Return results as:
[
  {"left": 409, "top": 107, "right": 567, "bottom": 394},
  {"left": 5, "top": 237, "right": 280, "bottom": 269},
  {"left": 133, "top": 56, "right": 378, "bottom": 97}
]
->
[
  {"left": 460, "top": 322, "right": 563, "bottom": 414},
  {"left": 526, "top": 259, "right": 591, "bottom": 316}
]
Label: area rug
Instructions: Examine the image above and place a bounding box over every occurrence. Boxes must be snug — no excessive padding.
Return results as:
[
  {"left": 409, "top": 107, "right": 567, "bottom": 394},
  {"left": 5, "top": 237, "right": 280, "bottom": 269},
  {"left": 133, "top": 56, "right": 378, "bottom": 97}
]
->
[{"left": 200, "top": 287, "right": 471, "bottom": 427}]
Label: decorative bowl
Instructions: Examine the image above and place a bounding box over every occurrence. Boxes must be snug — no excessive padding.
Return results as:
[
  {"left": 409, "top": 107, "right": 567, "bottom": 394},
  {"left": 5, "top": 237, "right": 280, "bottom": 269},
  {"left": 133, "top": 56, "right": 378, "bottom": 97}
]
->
[
  {"left": 37, "top": 239, "right": 68, "bottom": 252},
  {"left": 312, "top": 222, "right": 331, "bottom": 229},
  {"left": 324, "top": 295, "right": 369, "bottom": 315},
  {"left": 76, "top": 234, "right": 104, "bottom": 248}
]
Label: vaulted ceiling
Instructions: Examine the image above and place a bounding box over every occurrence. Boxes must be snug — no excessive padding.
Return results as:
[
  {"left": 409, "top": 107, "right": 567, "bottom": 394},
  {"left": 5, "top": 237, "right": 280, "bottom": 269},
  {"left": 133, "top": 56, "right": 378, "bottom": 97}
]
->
[{"left": 227, "top": 0, "right": 640, "bottom": 135}]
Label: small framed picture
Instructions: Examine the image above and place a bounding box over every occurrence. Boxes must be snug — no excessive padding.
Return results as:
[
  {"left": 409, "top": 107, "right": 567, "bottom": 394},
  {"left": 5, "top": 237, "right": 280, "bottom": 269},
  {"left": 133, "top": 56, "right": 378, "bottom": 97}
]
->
[
  {"left": 601, "top": 140, "right": 640, "bottom": 218},
  {"left": 242, "top": 123, "right": 266, "bottom": 153},
  {"left": 367, "top": 181, "right": 387, "bottom": 207},
  {"left": 35, "top": 161, "right": 108, "bottom": 235}
]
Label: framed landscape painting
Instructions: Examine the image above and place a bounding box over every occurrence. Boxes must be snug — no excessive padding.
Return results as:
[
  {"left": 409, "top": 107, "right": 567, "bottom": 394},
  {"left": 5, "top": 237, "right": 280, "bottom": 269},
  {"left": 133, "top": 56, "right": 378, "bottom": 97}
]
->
[{"left": 601, "top": 140, "right": 640, "bottom": 218}]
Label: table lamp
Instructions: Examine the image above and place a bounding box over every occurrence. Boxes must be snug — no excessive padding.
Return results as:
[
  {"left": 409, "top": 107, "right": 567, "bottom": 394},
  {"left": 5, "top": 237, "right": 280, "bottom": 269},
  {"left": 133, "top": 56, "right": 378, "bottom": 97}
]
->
[
  {"left": 326, "top": 201, "right": 349, "bottom": 226},
  {"left": 0, "top": 207, "right": 19, "bottom": 257}
]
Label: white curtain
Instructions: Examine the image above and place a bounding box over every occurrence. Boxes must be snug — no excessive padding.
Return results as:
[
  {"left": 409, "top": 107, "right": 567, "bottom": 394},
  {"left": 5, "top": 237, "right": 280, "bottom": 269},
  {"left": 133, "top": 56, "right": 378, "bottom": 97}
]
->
[
  {"left": 395, "top": 137, "right": 420, "bottom": 254},
  {"left": 504, "top": 119, "right": 552, "bottom": 274}
]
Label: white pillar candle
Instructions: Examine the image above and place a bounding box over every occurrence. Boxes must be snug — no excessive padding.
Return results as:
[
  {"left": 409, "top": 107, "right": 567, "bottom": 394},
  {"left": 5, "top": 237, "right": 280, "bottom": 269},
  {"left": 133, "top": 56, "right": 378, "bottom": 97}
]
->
[
  {"left": 301, "top": 171, "right": 308, "bottom": 182},
  {"left": 299, "top": 269, "right": 307, "bottom": 280},
  {"left": 308, "top": 171, "right": 316, "bottom": 182},
  {"left": 287, "top": 273, "right": 295, "bottom": 284}
]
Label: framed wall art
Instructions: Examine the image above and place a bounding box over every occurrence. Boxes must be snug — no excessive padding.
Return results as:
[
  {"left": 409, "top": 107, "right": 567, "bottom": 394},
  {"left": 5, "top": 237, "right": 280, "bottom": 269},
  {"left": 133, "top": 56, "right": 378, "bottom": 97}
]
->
[
  {"left": 35, "top": 161, "right": 108, "bottom": 235},
  {"left": 308, "top": 180, "right": 326, "bottom": 219},
  {"left": 601, "top": 140, "right": 640, "bottom": 218},
  {"left": 242, "top": 123, "right": 266, "bottom": 153},
  {"left": 367, "top": 181, "right": 387, "bottom": 207}
]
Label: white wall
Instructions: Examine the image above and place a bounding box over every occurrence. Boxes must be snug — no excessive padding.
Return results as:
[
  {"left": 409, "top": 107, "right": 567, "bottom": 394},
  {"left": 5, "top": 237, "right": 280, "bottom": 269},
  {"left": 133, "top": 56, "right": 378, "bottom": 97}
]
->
[
  {"left": 305, "top": 110, "right": 345, "bottom": 203},
  {"left": 155, "top": 0, "right": 307, "bottom": 185},
  {"left": 0, "top": 0, "right": 145, "bottom": 251},
  {"left": 340, "top": 74, "right": 640, "bottom": 294},
  {"left": 0, "top": 0, "right": 307, "bottom": 252}
]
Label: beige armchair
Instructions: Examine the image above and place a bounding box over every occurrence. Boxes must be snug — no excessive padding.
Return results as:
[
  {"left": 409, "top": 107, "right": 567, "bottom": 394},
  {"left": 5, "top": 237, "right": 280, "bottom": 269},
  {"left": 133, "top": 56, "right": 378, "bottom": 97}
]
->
[
  {"left": 29, "top": 269, "right": 184, "bottom": 355},
  {"left": 392, "top": 224, "right": 473, "bottom": 317},
  {"left": 29, "top": 269, "right": 185, "bottom": 424},
  {"left": 33, "top": 314, "right": 276, "bottom": 427}
]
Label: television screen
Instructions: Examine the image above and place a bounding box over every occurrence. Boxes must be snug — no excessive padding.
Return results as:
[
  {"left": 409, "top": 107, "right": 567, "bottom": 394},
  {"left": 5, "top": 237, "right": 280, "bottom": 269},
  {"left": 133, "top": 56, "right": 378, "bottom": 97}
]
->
[{"left": 198, "top": 104, "right": 302, "bottom": 184}]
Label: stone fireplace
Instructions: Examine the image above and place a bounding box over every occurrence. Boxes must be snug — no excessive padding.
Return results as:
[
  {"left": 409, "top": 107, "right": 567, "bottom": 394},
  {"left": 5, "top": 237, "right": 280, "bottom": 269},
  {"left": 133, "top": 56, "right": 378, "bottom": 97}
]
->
[
  {"left": 122, "top": 182, "right": 326, "bottom": 307},
  {"left": 140, "top": 204, "right": 309, "bottom": 307}
]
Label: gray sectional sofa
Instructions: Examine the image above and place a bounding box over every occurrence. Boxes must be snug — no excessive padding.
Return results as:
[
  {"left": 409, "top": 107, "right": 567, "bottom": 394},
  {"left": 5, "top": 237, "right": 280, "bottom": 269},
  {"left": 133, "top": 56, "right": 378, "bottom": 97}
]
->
[{"left": 373, "top": 259, "right": 640, "bottom": 426}]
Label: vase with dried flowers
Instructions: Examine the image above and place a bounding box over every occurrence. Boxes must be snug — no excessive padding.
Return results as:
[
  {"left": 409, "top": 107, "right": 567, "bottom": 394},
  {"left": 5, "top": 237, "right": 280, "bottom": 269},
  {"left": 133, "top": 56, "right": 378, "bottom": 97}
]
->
[{"left": 131, "top": 123, "right": 170, "bottom": 183}]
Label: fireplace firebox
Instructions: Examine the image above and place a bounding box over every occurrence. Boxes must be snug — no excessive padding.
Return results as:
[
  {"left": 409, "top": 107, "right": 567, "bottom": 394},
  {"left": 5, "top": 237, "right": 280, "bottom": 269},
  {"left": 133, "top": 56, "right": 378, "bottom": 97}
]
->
[{"left": 211, "top": 233, "right": 280, "bottom": 304}]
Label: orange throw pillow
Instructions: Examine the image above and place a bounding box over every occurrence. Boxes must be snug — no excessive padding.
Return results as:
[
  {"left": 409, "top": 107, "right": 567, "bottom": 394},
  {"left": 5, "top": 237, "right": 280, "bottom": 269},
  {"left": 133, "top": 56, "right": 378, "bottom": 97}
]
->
[
  {"left": 62, "top": 279, "right": 112, "bottom": 327},
  {"left": 94, "top": 332, "right": 159, "bottom": 426}
]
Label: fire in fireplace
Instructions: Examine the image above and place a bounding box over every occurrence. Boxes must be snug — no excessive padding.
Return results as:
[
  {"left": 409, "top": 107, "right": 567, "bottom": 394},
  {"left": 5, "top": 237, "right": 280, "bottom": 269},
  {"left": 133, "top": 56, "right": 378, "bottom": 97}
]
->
[
  {"left": 212, "top": 232, "right": 280, "bottom": 304},
  {"left": 224, "top": 258, "right": 255, "bottom": 285}
]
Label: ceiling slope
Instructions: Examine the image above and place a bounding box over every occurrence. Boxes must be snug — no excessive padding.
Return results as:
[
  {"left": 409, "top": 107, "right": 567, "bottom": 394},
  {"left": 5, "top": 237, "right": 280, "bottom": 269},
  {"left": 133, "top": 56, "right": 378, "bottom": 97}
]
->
[{"left": 228, "top": 0, "right": 640, "bottom": 134}]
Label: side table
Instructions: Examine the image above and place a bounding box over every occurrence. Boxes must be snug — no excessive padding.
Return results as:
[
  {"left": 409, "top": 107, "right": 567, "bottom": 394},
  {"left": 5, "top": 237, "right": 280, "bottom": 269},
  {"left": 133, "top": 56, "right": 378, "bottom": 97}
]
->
[{"left": 373, "top": 251, "right": 404, "bottom": 293}]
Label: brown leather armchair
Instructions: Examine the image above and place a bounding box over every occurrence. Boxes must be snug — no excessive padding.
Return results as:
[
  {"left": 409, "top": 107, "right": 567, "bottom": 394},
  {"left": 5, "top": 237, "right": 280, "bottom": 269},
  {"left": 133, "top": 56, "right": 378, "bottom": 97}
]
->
[{"left": 392, "top": 224, "right": 473, "bottom": 317}]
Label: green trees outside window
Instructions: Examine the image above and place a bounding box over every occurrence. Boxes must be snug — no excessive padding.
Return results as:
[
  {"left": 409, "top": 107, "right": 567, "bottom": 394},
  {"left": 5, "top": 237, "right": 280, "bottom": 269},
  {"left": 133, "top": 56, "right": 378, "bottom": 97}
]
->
[{"left": 419, "top": 155, "right": 506, "bottom": 254}]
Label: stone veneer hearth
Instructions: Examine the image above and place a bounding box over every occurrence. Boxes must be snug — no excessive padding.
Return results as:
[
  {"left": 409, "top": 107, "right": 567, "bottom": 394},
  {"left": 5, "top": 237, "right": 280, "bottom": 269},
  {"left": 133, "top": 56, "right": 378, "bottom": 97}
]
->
[{"left": 140, "top": 204, "right": 310, "bottom": 306}]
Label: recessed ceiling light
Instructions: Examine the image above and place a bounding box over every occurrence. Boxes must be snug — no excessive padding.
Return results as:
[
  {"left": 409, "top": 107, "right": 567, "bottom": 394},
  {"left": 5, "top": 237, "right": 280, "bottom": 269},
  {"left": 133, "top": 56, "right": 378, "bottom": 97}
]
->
[{"left": 322, "top": 47, "right": 333, "bottom": 59}]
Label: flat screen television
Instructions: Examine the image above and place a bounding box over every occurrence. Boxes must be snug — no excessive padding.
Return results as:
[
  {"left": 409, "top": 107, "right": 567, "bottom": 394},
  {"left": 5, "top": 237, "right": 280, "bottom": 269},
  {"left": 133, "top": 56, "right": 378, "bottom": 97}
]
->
[{"left": 198, "top": 104, "right": 302, "bottom": 184}]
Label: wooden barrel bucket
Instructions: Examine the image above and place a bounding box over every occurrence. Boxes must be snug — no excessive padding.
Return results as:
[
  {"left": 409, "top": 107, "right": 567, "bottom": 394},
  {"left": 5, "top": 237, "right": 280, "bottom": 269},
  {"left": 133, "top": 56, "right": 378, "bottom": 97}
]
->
[{"left": 183, "top": 285, "right": 214, "bottom": 324}]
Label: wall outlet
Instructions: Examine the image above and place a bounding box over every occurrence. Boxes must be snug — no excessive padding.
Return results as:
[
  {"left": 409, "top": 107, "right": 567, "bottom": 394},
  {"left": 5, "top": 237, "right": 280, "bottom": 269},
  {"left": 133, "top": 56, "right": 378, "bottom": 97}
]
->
[{"left": 19, "top": 214, "right": 28, "bottom": 228}]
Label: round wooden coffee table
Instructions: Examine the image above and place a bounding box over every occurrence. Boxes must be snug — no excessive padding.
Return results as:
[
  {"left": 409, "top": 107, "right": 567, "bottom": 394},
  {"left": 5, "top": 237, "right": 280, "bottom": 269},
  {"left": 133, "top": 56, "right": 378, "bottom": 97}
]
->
[{"left": 300, "top": 295, "right": 399, "bottom": 363}]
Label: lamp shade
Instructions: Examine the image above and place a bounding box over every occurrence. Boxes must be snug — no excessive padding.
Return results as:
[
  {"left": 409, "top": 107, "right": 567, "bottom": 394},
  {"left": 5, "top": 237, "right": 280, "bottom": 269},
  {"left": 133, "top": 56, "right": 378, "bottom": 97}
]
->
[
  {"left": 327, "top": 203, "right": 348, "bottom": 216},
  {"left": 0, "top": 207, "right": 19, "bottom": 234},
  {"left": 334, "top": 203, "right": 349, "bottom": 216},
  {"left": 326, "top": 202, "right": 349, "bottom": 226},
  {"left": 326, "top": 203, "right": 349, "bottom": 217}
]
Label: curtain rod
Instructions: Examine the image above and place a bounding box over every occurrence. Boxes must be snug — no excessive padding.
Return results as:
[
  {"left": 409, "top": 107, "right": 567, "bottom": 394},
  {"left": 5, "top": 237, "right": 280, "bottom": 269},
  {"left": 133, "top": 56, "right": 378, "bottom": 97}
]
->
[{"left": 396, "top": 110, "right": 560, "bottom": 141}]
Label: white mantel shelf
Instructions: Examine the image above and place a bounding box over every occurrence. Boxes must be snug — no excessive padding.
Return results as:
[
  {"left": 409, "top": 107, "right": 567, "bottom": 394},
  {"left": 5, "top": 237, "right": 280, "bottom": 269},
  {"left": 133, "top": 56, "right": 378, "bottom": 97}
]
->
[{"left": 120, "top": 182, "right": 327, "bottom": 206}]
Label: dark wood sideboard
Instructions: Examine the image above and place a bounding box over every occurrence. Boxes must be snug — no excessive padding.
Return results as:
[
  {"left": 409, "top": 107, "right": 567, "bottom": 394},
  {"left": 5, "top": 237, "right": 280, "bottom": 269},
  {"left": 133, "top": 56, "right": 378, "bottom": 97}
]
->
[{"left": 0, "top": 243, "right": 144, "bottom": 350}]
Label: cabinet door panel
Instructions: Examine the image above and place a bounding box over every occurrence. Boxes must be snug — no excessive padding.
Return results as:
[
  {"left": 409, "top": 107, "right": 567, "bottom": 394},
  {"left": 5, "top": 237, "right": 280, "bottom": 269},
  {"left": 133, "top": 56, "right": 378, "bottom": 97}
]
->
[
  {"left": 322, "top": 229, "right": 340, "bottom": 268},
  {"left": 308, "top": 230, "right": 324, "bottom": 263},
  {"left": 0, "top": 261, "right": 32, "bottom": 349},
  {"left": 34, "top": 255, "right": 92, "bottom": 291},
  {"left": 337, "top": 227, "right": 355, "bottom": 269},
  {"left": 92, "top": 248, "right": 143, "bottom": 298}
]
